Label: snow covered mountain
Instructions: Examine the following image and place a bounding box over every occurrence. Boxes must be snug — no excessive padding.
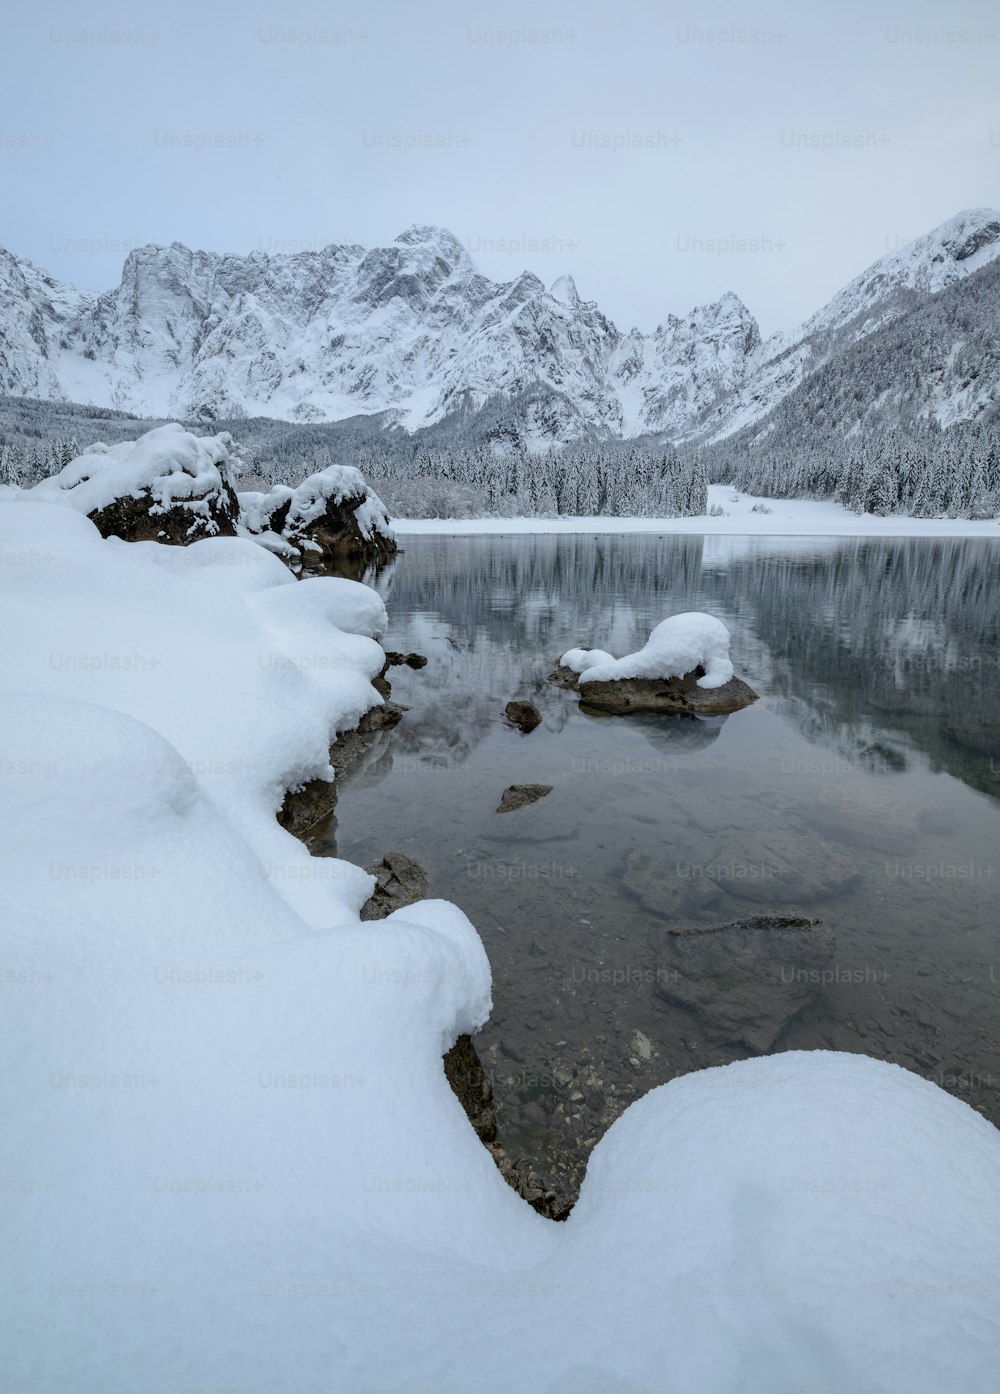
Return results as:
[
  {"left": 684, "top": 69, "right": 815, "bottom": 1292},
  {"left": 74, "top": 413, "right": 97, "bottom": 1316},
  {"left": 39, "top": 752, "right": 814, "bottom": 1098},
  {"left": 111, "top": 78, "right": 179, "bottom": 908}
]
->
[
  {"left": 704, "top": 207, "right": 1000, "bottom": 442},
  {"left": 1, "top": 209, "right": 998, "bottom": 444}
]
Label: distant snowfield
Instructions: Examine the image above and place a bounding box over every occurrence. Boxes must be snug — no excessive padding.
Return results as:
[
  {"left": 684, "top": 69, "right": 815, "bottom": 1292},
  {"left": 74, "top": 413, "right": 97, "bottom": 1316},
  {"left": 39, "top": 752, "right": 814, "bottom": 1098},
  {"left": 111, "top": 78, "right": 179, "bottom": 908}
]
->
[{"left": 394, "top": 485, "right": 1000, "bottom": 537}]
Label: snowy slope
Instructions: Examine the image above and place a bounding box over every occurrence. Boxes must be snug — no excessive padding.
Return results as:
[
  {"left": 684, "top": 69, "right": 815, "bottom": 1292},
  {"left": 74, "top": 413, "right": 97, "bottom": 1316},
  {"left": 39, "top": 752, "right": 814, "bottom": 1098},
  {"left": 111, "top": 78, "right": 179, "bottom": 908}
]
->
[
  {"left": 1, "top": 208, "right": 998, "bottom": 442},
  {"left": 707, "top": 207, "right": 1000, "bottom": 441},
  {"left": 2, "top": 498, "right": 999, "bottom": 1392}
]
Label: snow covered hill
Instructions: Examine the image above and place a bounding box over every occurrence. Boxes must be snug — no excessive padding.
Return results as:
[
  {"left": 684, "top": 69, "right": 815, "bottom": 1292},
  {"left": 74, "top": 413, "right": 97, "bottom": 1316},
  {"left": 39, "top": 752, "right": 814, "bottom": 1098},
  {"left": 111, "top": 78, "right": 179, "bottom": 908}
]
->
[
  {"left": 2, "top": 497, "right": 1000, "bottom": 1391},
  {"left": 1, "top": 208, "right": 998, "bottom": 445}
]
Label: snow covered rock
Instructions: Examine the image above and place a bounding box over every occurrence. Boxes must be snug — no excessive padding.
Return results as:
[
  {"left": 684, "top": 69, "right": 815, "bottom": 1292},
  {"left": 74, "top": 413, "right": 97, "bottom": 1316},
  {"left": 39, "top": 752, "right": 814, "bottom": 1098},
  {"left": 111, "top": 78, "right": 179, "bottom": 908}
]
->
[
  {"left": 559, "top": 613, "right": 758, "bottom": 715},
  {"left": 571, "top": 612, "right": 735, "bottom": 686},
  {"left": 26, "top": 422, "right": 241, "bottom": 542},
  {"left": 240, "top": 464, "right": 396, "bottom": 574}
]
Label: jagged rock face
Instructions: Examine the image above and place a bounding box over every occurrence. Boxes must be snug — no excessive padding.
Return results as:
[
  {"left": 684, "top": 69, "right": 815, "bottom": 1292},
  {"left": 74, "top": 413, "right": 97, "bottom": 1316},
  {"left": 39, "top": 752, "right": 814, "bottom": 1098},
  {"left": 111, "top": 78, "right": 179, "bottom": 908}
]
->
[
  {"left": 609, "top": 291, "right": 761, "bottom": 437},
  {"left": 2, "top": 208, "right": 998, "bottom": 445},
  {"left": 0, "top": 248, "right": 89, "bottom": 400}
]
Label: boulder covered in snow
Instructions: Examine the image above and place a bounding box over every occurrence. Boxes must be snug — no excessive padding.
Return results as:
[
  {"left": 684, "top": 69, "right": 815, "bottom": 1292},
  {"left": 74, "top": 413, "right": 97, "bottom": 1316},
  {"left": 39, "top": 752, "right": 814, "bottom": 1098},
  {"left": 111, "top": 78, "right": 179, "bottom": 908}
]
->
[
  {"left": 558, "top": 613, "right": 758, "bottom": 715},
  {"left": 240, "top": 464, "right": 396, "bottom": 575},
  {"left": 27, "top": 423, "right": 241, "bottom": 543}
]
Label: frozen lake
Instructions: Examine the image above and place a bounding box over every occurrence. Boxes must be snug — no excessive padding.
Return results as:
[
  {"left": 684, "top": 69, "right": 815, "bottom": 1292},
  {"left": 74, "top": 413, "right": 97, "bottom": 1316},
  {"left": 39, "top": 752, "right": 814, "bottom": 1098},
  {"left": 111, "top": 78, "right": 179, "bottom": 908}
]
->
[{"left": 317, "top": 533, "right": 1000, "bottom": 1197}]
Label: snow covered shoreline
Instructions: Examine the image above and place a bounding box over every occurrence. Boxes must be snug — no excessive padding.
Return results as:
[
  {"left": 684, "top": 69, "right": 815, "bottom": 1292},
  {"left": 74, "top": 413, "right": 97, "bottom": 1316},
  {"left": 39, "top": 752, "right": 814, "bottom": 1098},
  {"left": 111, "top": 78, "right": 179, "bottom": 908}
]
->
[
  {"left": 393, "top": 485, "right": 1000, "bottom": 536},
  {"left": 3, "top": 498, "right": 1000, "bottom": 1391}
]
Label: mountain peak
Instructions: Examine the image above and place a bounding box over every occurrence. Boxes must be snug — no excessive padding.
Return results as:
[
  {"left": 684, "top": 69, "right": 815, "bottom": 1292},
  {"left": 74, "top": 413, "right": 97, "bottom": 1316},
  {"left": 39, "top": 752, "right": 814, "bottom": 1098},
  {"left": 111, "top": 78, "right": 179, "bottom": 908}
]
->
[
  {"left": 549, "top": 274, "right": 580, "bottom": 307},
  {"left": 905, "top": 206, "right": 1000, "bottom": 265},
  {"left": 393, "top": 225, "right": 471, "bottom": 269},
  {"left": 1, "top": 206, "right": 996, "bottom": 445}
]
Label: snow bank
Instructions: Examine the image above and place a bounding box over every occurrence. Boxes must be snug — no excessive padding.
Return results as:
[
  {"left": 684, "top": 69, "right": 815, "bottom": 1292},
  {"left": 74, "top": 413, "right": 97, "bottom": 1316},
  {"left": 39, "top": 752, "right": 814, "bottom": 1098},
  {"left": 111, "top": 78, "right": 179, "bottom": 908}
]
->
[
  {"left": 392, "top": 483, "right": 1000, "bottom": 535},
  {"left": 0, "top": 501, "right": 385, "bottom": 925},
  {"left": 3, "top": 499, "right": 999, "bottom": 1393},
  {"left": 26, "top": 422, "right": 240, "bottom": 528},
  {"left": 563, "top": 611, "right": 735, "bottom": 688}
]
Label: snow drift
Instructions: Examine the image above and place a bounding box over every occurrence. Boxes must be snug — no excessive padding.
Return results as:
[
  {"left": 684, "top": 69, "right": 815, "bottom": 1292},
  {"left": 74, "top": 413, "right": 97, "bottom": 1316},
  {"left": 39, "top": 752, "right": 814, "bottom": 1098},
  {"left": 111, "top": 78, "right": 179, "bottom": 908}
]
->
[{"left": 2, "top": 501, "right": 999, "bottom": 1392}]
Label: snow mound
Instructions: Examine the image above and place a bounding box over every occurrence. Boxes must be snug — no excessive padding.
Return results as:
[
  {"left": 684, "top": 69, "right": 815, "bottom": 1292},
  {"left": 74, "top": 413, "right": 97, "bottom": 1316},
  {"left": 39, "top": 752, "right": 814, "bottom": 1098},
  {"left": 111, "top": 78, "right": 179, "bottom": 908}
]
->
[
  {"left": 0, "top": 499, "right": 386, "bottom": 927},
  {"left": 26, "top": 422, "right": 241, "bottom": 531},
  {"left": 2, "top": 500, "right": 999, "bottom": 1392},
  {"left": 560, "top": 1050, "right": 1000, "bottom": 1394},
  {"left": 562, "top": 611, "right": 735, "bottom": 688}
]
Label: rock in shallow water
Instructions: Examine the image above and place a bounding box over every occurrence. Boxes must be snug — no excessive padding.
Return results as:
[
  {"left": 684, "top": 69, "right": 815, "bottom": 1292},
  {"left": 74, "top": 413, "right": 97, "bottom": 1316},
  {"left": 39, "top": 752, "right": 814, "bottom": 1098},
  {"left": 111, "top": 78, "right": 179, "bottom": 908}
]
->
[
  {"left": 551, "top": 656, "right": 759, "bottom": 716},
  {"left": 652, "top": 914, "right": 835, "bottom": 1053},
  {"left": 579, "top": 670, "right": 759, "bottom": 716},
  {"left": 711, "top": 827, "right": 863, "bottom": 906},
  {"left": 623, "top": 845, "right": 728, "bottom": 918},
  {"left": 504, "top": 700, "right": 543, "bottom": 733},
  {"left": 802, "top": 782, "right": 920, "bottom": 856},
  {"left": 496, "top": 783, "right": 553, "bottom": 813},
  {"left": 361, "top": 852, "right": 429, "bottom": 921}
]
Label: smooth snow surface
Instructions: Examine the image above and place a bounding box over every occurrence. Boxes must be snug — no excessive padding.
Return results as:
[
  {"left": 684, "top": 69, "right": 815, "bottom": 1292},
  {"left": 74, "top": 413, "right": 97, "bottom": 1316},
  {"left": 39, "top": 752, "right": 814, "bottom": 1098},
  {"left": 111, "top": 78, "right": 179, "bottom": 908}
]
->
[
  {"left": 563, "top": 612, "right": 734, "bottom": 688},
  {"left": 2, "top": 499, "right": 1000, "bottom": 1392},
  {"left": 394, "top": 485, "right": 1000, "bottom": 536},
  {"left": 25, "top": 422, "right": 239, "bottom": 522}
]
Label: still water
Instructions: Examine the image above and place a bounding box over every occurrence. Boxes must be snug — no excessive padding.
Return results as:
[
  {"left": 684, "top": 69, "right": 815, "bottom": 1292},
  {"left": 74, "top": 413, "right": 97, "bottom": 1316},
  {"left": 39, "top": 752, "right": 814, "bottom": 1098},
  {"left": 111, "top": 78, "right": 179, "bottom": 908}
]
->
[{"left": 321, "top": 533, "right": 1000, "bottom": 1196}]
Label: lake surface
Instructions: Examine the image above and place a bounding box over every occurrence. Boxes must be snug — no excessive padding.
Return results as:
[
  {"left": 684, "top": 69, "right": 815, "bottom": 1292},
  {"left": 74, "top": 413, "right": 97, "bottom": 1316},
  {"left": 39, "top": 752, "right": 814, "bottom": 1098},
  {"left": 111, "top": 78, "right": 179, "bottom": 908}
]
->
[{"left": 318, "top": 533, "right": 1000, "bottom": 1198}]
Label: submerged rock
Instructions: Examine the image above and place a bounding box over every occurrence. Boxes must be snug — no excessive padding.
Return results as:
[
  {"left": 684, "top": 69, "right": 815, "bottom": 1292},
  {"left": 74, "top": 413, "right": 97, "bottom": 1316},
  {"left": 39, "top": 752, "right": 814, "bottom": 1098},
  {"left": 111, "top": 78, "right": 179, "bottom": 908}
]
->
[
  {"left": 803, "top": 783, "right": 920, "bottom": 856},
  {"left": 497, "top": 783, "right": 553, "bottom": 813},
  {"left": 652, "top": 914, "right": 835, "bottom": 1053},
  {"left": 505, "top": 700, "right": 543, "bottom": 733},
  {"left": 711, "top": 827, "right": 863, "bottom": 906},
  {"left": 623, "top": 845, "right": 728, "bottom": 918}
]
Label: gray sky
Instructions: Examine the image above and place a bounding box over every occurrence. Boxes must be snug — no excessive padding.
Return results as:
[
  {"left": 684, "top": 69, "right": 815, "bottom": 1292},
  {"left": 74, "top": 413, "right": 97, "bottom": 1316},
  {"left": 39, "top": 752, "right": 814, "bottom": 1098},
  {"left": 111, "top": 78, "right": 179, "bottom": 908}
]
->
[{"left": 2, "top": 0, "right": 998, "bottom": 337}]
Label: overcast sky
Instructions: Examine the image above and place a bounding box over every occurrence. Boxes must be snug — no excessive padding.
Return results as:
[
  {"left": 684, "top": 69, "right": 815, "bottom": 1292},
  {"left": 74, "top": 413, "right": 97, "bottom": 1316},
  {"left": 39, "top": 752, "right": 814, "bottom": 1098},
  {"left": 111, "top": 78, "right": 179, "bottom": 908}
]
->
[{"left": 2, "top": 0, "right": 998, "bottom": 337}]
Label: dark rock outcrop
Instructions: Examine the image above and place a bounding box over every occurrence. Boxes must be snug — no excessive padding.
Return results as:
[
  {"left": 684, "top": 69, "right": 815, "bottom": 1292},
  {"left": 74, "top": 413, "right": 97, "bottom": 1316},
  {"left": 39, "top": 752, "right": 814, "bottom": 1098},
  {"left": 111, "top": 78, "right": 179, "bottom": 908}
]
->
[
  {"left": 29, "top": 424, "right": 243, "bottom": 545},
  {"left": 360, "top": 852, "right": 429, "bottom": 921},
  {"left": 278, "top": 700, "right": 404, "bottom": 838},
  {"left": 242, "top": 466, "right": 397, "bottom": 577},
  {"left": 358, "top": 847, "right": 571, "bottom": 1220},
  {"left": 88, "top": 480, "right": 240, "bottom": 544},
  {"left": 385, "top": 651, "right": 428, "bottom": 670},
  {"left": 580, "top": 669, "right": 758, "bottom": 716}
]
